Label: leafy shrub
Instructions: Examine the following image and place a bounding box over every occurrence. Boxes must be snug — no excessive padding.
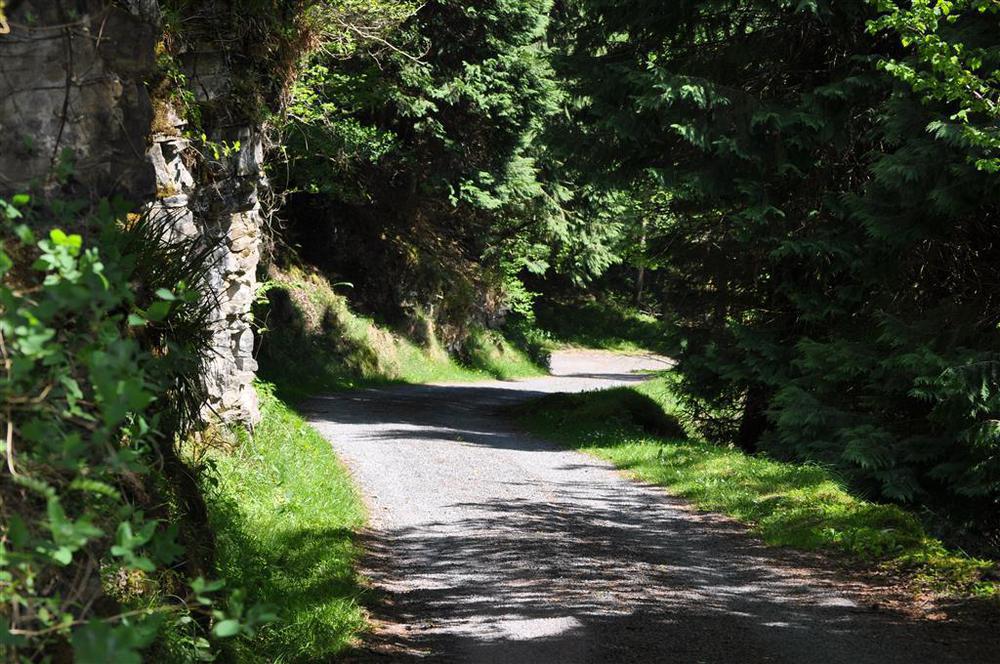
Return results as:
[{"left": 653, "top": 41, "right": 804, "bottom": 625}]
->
[
  {"left": 0, "top": 197, "right": 267, "bottom": 661},
  {"left": 532, "top": 298, "right": 668, "bottom": 354},
  {"left": 517, "top": 387, "right": 687, "bottom": 440},
  {"left": 460, "top": 326, "right": 547, "bottom": 379}
]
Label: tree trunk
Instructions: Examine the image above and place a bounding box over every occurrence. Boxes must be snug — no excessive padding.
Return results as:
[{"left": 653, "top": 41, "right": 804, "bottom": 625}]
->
[
  {"left": 635, "top": 265, "right": 645, "bottom": 306},
  {"left": 736, "top": 385, "right": 770, "bottom": 453},
  {"left": 634, "top": 218, "right": 648, "bottom": 306}
]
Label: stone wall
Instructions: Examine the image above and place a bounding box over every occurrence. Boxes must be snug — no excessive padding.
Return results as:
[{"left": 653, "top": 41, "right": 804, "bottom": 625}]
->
[
  {"left": 148, "top": 127, "right": 264, "bottom": 426},
  {"left": 0, "top": 0, "right": 262, "bottom": 426}
]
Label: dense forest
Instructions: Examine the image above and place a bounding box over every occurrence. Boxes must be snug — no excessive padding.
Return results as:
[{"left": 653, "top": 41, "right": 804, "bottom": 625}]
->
[{"left": 1, "top": 0, "right": 998, "bottom": 661}]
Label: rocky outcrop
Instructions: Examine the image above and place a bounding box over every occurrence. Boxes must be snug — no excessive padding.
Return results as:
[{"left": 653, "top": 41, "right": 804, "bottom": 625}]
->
[
  {"left": 0, "top": 1, "right": 159, "bottom": 199},
  {"left": 0, "top": 1, "right": 263, "bottom": 426},
  {"left": 148, "top": 127, "right": 264, "bottom": 426}
]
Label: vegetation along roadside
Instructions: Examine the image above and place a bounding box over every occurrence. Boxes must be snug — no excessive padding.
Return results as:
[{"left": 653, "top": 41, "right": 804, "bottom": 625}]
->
[
  {"left": 516, "top": 377, "right": 1000, "bottom": 602},
  {"left": 3, "top": 0, "right": 1000, "bottom": 660},
  {"left": 204, "top": 384, "right": 369, "bottom": 662}
]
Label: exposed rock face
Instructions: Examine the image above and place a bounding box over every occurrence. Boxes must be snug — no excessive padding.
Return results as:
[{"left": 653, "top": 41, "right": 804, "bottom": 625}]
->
[
  {"left": 0, "top": 1, "right": 158, "bottom": 199},
  {"left": 0, "top": 1, "right": 263, "bottom": 426},
  {"left": 148, "top": 127, "right": 264, "bottom": 426}
]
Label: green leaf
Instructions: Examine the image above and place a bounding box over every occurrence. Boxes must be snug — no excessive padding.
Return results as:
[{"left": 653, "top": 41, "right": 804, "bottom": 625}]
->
[
  {"left": 0, "top": 618, "right": 27, "bottom": 647},
  {"left": 0, "top": 202, "right": 20, "bottom": 221},
  {"left": 110, "top": 521, "right": 158, "bottom": 572},
  {"left": 68, "top": 478, "right": 118, "bottom": 498},
  {"left": 149, "top": 524, "right": 185, "bottom": 565},
  {"left": 7, "top": 515, "right": 29, "bottom": 548},
  {"left": 49, "top": 228, "right": 82, "bottom": 253},
  {"left": 51, "top": 547, "right": 73, "bottom": 565},
  {"left": 145, "top": 300, "right": 172, "bottom": 322},
  {"left": 46, "top": 496, "right": 102, "bottom": 559},
  {"left": 191, "top": 577, "right": 226, "bottom": 605},
  {"left": 14, "top": 224, "right": 34, "bottom": 243},
  {"left": 212, "top": 619, "right": 242, "bottom": 638},
  {"left": 71, "top": 619, "right": 157, "bottom": 664}
]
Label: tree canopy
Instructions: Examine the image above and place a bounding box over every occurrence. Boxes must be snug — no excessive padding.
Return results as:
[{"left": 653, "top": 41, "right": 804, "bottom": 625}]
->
[{"left": 541, "top": 0, "right": 1000, "bottom": 534}]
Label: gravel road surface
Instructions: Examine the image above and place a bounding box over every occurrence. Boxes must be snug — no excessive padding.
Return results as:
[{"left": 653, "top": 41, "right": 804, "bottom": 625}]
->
[{"left": 304, "top": 350, "right": 998, "bottom": 663}]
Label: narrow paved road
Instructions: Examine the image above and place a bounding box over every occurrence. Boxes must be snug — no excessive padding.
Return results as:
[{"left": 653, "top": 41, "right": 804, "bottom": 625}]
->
[{"left": 304, "top": 350, "right": 998, "bottom": 663}]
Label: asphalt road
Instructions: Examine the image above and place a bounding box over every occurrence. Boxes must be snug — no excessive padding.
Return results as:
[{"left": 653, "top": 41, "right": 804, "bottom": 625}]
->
[{"left": 304, "top": 350, "right": 998, "bottom": 663}]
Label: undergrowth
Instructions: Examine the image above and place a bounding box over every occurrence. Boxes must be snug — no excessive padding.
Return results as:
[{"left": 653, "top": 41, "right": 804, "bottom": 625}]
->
[
  {"left": 257, "top": 265, "right": 543, "bottom": 402},
  {"left": 517, "top": 377, "right": 1000, "bottom": 599},
  {"left": 206, "top": 384, "right": 368, "bottom": 662},
  {"left": 1, "top": 198, "right": 260, "bottom": 662}
]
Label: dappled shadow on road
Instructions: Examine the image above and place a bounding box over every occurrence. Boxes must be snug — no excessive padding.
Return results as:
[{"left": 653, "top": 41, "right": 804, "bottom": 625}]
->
[
  {"left": 347, "top": 481, "right": 999, "bottom": 663},
  {"left": 305, "top": 379, "right": 1000, "bottom": 664},
  {"left": 303, "top": 380, "right": 652, "bottom": 450},
  {"left": 303, "top": 383, "right": 559, "bottom": 453}
]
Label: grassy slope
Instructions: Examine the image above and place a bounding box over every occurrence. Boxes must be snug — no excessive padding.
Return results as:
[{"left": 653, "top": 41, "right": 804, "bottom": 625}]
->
[
  {"left": 517, "top": 377, "right": 999, "bottom": 598},
  {"left": 207, "top": 386, "right": 368, "bottom": 662},
  {"left": 259, "top": 266, "right": 543, "bottom": 403},
  {"left": 534, "top": 299, "right": 670, "bottom": 354}
]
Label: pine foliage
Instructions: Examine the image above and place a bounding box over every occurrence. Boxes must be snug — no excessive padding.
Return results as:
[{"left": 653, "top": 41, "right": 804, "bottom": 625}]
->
[
  {"left": 554, "top": 0, "right": 1000, "bottom": 536},
  {"left": 282, "top": 0, "right": 566, "bottom": 333}
]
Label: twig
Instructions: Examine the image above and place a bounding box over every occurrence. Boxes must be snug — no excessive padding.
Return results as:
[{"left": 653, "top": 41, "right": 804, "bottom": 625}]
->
[
  {"left": 49, "top": 26, "right": 74, "bottom": 172},
  {"left": 10, "top": 606, "right": 178, "bottom": 637},
  {"left": 4, "top": 383, "right": 53, "bottom": 405},
  {"left": 0, "top": 329, "right": 14, "bottom": 476},
  {"left": 332, "top": 17, "right": 425, "bottom": 64},
  {"left": 4, "top": 412, "right": 13, "bottom": 475}
]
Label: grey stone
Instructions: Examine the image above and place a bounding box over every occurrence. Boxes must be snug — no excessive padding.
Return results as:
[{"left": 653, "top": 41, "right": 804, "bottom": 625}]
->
[
  {"left": 1, "top": 4, "right": 266, "bottom": 427},
  {"left": 0, "top": 1, "right": 157, "bottom": 198}
]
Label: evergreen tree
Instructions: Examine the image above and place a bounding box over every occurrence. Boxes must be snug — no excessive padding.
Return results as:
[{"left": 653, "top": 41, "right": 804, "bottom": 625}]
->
[
  {"left": 283, "top": 0, "right": 560, "bottom": 332},
  {"left": 554, "top": 0, "right": 1000, "bottom": 534}
]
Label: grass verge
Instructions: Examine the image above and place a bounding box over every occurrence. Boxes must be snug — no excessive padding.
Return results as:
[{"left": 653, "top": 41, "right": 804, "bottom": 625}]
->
[
  {"left": 259, "top": 266, "right": 544, "bottom": 403},
  {"left": 206, "top": 384, "right": 368, "bottom": 662},
  {"left": 516, "top": 377, "right": 999, "bottom": 598}
]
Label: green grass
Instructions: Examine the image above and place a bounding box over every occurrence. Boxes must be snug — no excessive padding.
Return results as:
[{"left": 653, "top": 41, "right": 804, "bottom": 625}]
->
[
  {"left": 206, "top": 384, "right": 369, "bottom": 662},
  {"left": 258, "top": 266, "right": 544, "bottom": 403},
  {"left": 534, "top": 298, "right": 670, "bottom": 354},
  {"left": 464, "top": 326, "right": 547, "bottom": 380},
  {"left": 517, "top": 377, "right": 999, "bottom": 597}
]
